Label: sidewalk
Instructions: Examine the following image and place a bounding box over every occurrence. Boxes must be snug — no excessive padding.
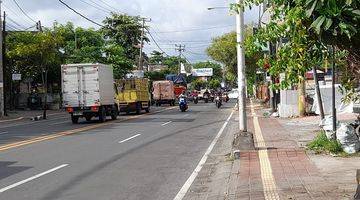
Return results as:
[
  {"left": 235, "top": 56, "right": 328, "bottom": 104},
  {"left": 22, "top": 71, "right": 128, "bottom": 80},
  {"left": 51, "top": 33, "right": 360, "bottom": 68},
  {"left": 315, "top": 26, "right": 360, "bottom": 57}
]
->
[
  {"left": 235, "top": 101, "right": 357, "bottom": 200},
  {"left": 0, "top": 109, "right": 65, "bottom": 122}
]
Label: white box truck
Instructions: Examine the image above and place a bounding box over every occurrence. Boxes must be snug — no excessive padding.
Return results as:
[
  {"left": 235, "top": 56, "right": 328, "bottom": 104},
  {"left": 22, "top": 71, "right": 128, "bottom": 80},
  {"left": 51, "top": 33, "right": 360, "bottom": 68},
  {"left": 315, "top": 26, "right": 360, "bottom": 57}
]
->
[{"left": 61, "top": 63, "right": 118, "bottom": 123}]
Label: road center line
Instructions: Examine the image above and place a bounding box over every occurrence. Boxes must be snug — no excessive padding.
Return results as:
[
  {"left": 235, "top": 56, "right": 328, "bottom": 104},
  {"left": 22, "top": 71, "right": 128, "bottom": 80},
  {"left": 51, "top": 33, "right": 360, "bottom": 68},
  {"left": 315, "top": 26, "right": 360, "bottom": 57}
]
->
[
  {"left": 161, "top": 121, "right": 172, "bottom": 126},
  {"left": 0, "top": 164, "right": 69, "bottom": 193},
  {"left": 118, "top": 134, "right": 141, "bottom": 144},
  {"left": 173, "top": 107, "right": 235, "bottom": 200}
]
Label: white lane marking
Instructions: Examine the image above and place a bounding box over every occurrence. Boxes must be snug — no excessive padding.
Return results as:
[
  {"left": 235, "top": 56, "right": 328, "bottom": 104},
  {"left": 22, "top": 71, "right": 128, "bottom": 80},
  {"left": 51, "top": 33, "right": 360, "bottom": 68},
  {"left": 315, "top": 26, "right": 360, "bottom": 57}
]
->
[
  {"left": 161, "top": 121, "right": 172, "bottom": 126},
  {"left": 118, "top": 134, "right": 141, "bottom": 144},
  {"left": 0, "top": 131, "right": 8, "bottom": 135},
  {"left": 0, "top": 164, "right": 69, "bottom": 193},
  {"left": 173, "top": 108, "right": 235, "bottom": 200},
  {"left": 183, "top": 114, "right": 189, "bottom": 117}
]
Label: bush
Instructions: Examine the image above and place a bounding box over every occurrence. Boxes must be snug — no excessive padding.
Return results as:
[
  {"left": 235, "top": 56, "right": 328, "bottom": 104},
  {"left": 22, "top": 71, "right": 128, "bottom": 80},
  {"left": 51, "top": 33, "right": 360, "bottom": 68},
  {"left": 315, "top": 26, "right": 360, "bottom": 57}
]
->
[{"left": 307, "top": 131, "right": 343, "bottom": 154}]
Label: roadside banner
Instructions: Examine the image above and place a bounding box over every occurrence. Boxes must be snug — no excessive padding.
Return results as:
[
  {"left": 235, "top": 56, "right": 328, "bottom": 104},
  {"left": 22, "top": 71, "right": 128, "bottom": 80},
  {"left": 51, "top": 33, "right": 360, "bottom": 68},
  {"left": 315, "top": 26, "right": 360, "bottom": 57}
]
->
[{"left": 191, "top": 68, "right": 213, "bottom": 77}]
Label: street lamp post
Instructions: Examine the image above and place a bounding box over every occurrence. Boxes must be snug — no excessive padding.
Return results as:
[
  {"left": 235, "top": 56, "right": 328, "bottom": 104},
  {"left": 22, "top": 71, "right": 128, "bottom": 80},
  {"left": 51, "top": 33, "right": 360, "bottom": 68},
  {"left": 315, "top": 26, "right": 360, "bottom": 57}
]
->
[
  {"left": 236, "top": 0, "right": 247, "bottom": 132},
  {"left": 207, "top": 1, "right": 247, "bottom": 132}
]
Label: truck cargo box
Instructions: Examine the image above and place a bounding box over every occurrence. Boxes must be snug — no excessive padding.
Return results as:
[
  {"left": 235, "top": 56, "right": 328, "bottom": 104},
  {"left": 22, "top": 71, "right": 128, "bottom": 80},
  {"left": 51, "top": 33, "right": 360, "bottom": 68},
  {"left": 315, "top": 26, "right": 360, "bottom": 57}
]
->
[
  {"left": 61, "top": 63, "right": 117, "bottom": 123},
  {"left": 152, "top": 81, "right": 175, "bottom": 100},
  {"left": 62, "top": 63, "right": 115, "bottom": 108},
  {"left": 115, "top": 79, "right": 150, "bottom": 114},
  {"left": 152, "top": 80, "right": 176, "bottom": 106},
  {"left": 61, "top": 64, "right": 115, "bottom": 107}
]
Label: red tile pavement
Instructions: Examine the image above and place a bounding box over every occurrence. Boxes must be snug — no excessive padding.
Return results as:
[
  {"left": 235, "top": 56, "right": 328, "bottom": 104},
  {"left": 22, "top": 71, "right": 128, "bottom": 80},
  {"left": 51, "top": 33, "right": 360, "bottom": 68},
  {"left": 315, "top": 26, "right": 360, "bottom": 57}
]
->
[{"left": 234, "top": 105, "right": 346, "bottom": 199}]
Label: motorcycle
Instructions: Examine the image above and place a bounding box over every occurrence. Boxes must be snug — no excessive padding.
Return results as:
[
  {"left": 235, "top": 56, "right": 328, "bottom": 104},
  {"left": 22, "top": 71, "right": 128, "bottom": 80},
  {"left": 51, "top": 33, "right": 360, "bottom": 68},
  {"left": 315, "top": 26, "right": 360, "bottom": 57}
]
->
[
  {"left": 179, "top": 97, "right": 188, "bottom": 112},
  {"left": 215, "top": 96, "right": 222, "bottom": 109},
  {"left": 193, "top": 96, "right": 198, "bottom": 104},
  {"left": 203, "top": 94, "right": 209, "bottom": 103}
]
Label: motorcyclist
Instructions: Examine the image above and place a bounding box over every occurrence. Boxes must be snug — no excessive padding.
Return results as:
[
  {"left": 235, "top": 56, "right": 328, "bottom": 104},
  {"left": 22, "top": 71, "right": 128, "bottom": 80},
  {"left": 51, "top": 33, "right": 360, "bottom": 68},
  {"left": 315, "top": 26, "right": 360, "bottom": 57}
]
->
[
  {"left": 179, "top": 91, "right": 187, "bottom": 100},
  {"left": 203, "top": 89, "right": 210, "bottom": 98}
]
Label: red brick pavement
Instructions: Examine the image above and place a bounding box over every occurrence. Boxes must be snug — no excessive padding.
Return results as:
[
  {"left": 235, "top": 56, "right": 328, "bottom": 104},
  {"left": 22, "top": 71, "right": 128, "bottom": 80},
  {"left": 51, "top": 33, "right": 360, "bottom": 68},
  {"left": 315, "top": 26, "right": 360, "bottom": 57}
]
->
[{"left": 235, "top": 106, "right": 343, "bottom": 200}]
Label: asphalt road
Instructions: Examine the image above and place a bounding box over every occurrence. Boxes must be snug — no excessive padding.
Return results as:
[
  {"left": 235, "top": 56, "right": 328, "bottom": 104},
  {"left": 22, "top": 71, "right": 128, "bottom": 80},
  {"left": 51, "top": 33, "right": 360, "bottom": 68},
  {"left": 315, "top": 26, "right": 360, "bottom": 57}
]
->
[{"left": 0, "top": 101, "right": 235, "bottom": 200}]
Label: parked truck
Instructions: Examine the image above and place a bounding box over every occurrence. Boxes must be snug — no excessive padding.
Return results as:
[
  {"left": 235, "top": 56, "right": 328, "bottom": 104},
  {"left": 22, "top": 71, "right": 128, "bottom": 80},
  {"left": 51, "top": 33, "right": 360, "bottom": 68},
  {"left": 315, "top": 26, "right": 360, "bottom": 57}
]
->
[
  {"left": 115, "top": 78, "right": 150, "bottom": 114},
  {"left": 61, "top": 63, "right": 118, "bottom": 124},
  {"left": 152, "top": 80, "right": 176, "bottom": 106}
]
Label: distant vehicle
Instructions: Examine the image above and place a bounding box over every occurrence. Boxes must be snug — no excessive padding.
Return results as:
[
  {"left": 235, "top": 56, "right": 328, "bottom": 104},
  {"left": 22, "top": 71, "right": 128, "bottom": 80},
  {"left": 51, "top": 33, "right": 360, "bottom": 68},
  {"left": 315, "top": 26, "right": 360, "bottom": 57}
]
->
[
  {"left": 152, "top": 80, "right": 176, "bottom": 106},
  {"left": 179, "top": 97, "right": 188, "bottom": 112},
  {"left": 61, "top": 63, "right": 118, "bottom": 124},
  {"left": 228, "top": 88, "right": 239, "bottom": 99},
  {"left": 215, "top": 96, "right": 222, "bottom": 109},
  {"left": 115, "top": 78, "right": 151, "bottom": 114}
]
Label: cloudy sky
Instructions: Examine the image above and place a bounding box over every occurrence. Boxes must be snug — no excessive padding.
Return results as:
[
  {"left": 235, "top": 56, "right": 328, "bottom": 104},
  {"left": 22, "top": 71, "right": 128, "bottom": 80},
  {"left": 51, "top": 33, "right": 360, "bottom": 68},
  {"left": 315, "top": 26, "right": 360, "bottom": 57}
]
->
[{"left": 2, "top": 0, "right": 259, "bottom": 63}]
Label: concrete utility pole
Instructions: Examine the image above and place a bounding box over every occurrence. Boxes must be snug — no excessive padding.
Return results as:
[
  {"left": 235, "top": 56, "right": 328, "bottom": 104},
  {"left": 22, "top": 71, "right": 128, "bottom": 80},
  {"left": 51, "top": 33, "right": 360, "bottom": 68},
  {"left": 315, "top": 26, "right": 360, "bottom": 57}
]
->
[
  {"left": 175, "top": 44, "right": 185, "bottom": 74},
  {"left": 2, "top": 11, "right": 6, "bottom": 116},
  {"left": 0, "top": 0, "right": 4, "bottom": 117},
  {"left": 236, "top": 0, "right": 247, "bottom": 132},
  {"left": 139, "top": 17, "right": 151, "bottom": 71}
]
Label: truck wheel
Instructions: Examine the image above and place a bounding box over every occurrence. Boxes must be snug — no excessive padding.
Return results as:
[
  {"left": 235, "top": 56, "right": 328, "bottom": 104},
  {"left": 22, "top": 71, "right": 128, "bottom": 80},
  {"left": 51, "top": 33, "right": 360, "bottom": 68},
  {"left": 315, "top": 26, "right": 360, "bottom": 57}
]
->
[
  {"left": 145, "top": 107, "right": 150, "bottom": 113},
  {"left": 111, "top": 107, "right": 118, "bottom": 120},
  {"left": 71, "top": 115, "right": 79, "bottom": 124},
  {"left": 85, "top": 115, "right": 92, "bottom": 122},
  {"left": 136, "top": 103, "right": 141, "bottom": 115},
  {"left": 99, "top": 107, "right": 106, "bottom": 123}
]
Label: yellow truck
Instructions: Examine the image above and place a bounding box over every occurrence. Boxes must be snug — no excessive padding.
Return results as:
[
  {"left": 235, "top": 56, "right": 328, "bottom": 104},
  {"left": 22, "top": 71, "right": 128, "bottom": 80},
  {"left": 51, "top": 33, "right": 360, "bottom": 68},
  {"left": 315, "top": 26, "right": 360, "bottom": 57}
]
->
[{"left": 115, "top": 78, "right": 150, "bottom": 114}]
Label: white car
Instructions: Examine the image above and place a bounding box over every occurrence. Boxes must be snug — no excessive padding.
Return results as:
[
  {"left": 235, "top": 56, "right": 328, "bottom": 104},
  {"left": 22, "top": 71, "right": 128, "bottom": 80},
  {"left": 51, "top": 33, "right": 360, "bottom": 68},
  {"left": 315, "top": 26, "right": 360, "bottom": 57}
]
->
[{"left": 228, "top": 89, "right": 239, "bottom": 99}]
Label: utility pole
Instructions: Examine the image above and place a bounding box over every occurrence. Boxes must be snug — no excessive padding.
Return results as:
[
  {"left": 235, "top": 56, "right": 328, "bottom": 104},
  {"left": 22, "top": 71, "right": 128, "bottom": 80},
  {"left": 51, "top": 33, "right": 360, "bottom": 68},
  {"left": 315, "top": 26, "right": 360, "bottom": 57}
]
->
[
  {"left": 0, "top": 0, "right": 4, "bottom": 117},
  {"left": 36, "top": 20, "right": 48, "bottom": 120},
  {"left": 139, "top": 17, "right": 151, "bottom": 71},
  {"left": 2, "top": 11, "right": 6, "bottom": 116},
  {"left": 236, "top": 0, "right": 247, "bottom": 132},
  {"left": 331, "top": 45, "right": 337, "bottom": 137},
  {"left": 175, "top": 44, "right": 185, "bottom": 74}
]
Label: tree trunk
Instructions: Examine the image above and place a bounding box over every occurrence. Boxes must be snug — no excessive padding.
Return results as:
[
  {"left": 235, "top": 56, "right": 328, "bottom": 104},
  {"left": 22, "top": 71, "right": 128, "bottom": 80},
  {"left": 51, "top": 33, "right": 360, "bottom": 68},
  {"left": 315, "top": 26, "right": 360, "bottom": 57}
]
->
[{"left": 298, "top": 79, "right": 306, "bottom": 117}]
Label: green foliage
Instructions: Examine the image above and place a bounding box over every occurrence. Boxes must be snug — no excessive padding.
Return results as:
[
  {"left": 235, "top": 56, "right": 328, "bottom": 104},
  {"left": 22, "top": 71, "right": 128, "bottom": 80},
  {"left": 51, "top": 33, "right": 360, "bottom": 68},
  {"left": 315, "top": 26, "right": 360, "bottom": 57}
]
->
[
  {"left": 6, "top": 30, "right": 63, "bottom": 84},
  {"left": 207, "top": 27, "right": 262, "bottom": 87},
  {"left": 102, "top": 13, "right": 148, "bottom": 61},
  {"left": 191, "top": 79, "right": 207, "bottom": 90},
  {"left": 149, "top": 50, "right": 165, "bottom": 64},
  {"left": 242, "top": 0, "right": 360, "bottom": 99},
  {"left": 307, "top": 131, "right": 343, "bottom": 154},
  {"left": 54, "top": 22, "right": 105, "bottom": 64},
  {"left": 208, "top": 79, "right": 221, "bottom": 89},
  {"left": 104, "top": 44, "right": 133, "bottom": 79}
]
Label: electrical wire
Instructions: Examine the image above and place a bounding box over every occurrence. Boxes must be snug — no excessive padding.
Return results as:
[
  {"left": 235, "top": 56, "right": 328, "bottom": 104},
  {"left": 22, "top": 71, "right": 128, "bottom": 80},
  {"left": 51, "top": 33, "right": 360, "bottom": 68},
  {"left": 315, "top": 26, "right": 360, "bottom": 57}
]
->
[
  {"left": 87, "top": 0, "right": 114, "bottom": 13},
  {"left": 12, "top": 0, "right": 37, "bottom": 23},
  {"left": 146, "top": 28, "right": 169, "bottom": 56},
  {"left": 79, "top": 0, "right": 111, "bottom": 14},
  {"left": 3, "top": 4, "right": 34, "bottom": 26},
  {"left": 58, "top": 0, "right": 106, "bottom": 28},
  {"left": 97, "top": 0, "right": 125, "bottom": 14},
  {"left": 7, "top": 16, "right": 27, "bottom": 29},
  {"left": 155, "top": 24, "right": 233, "bottom": 34}
]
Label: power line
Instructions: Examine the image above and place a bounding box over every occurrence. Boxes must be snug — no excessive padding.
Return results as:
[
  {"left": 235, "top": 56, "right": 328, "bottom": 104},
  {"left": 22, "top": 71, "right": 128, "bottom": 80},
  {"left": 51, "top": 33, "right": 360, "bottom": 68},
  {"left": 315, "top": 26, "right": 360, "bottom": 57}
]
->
[
  {"left": 12, "top": 0, "right": 36, "bottom": 23},
  {"left": 79, "top": 0, "right": 111, "bottom": 14},
  {"left": 58, "top": 0, "right": 105, "bottom": 28},
  {"left": 7, "top": 16, "right": 26, "bottom": 29},
  {"left": 155, "top": 24, "right": 233, "bottom": 34},
  {"left": 3, "top": 4, "right": 34, "bottom": 26},
  {"left": 97, "top": 0, "right": 125, "bottom": 14},
  {"left": 146, "top": 28, "right": 169, "bottom": 56},
  {"left": 88, "top": 0, "right": 114, "bottom": 13}
]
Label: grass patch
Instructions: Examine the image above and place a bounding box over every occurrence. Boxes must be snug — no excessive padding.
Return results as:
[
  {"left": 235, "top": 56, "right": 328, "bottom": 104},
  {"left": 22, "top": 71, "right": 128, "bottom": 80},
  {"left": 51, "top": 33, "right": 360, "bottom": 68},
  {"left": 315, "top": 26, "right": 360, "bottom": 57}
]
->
[{"left": 307, "top": 131, "right": 343, "bottom": 155}]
